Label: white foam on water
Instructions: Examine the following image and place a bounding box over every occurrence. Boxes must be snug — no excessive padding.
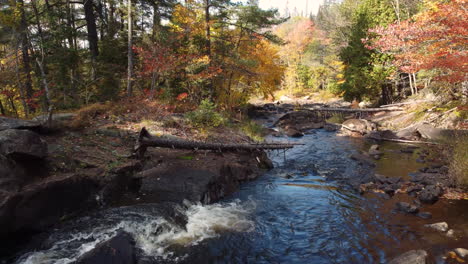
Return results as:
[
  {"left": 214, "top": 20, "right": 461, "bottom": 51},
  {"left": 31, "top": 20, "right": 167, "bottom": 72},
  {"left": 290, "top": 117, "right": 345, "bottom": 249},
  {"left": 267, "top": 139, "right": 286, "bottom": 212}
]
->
[{"left": 17, "top": 200, "right": 255, "bottom": 264}]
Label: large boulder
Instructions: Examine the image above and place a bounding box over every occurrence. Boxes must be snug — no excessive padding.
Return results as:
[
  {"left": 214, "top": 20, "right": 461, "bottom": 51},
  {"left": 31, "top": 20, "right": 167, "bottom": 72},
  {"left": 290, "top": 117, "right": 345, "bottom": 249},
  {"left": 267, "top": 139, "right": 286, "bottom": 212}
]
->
[
  {"left": 138, "top": 161, "right": 262, "bottom": 204},
  {"left": 341, "top": 119, "right": 377, "bottom": 135},
  {"left": 0, "top": 129, "right": 47, "bottom": 160},
  {"left": 76, "top": 231, "right": 136, "bottom": 264},
  {"left": 274, "top": 111, "right": 325, "bottom": 132},
  {"left": 0, "top": 117, "right": 41, "bottom": 132},
  {"left": 0, "top": 175, "right": 99, "bottom": 239},
  {"left": 388, "top": 250, "right": 427, "bottom": 264},
  {"left": 0, "top": 155, "right": 26, "bottom": 191}
]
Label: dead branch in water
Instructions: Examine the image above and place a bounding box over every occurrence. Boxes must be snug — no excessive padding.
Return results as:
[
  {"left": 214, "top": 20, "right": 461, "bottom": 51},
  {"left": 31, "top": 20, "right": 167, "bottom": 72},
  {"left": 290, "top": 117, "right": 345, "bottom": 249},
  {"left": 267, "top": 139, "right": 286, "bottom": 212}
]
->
[
  {"left": 134, "top": 127, "right": 298, "bottom": 158},
  {"left": 366, "top": 135, "right": 440, "bottom": 145}
]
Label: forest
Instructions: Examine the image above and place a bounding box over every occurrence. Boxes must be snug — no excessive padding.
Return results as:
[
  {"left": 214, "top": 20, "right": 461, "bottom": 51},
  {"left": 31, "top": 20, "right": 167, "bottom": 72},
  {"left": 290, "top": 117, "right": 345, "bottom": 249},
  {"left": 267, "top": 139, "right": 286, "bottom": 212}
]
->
[{"left": 0, "top": 0, "right": 466, "bottom": 117}]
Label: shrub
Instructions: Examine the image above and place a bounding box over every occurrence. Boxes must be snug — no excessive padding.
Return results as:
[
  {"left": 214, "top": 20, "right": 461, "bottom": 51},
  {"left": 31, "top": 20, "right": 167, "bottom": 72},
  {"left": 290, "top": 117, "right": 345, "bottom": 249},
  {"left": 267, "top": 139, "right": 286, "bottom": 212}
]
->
[
  {"left": 240, "top": 120, "right": 264, "bottom": 142},
  {"left": 70, "top": 103, "right": 110, "bottom": 129},
  {"left": 449, "top": 135, "right": 468, "bottom": 188},
  {"left": 185, "top": 99, "right": 226, "bottom": 128}
]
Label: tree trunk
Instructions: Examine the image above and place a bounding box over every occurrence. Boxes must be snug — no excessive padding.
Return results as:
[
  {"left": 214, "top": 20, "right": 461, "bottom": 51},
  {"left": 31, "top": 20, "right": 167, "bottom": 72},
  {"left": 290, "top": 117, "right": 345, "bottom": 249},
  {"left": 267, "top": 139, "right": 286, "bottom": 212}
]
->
[
  {"left": 35, "top": 58, "right": 51, "bottom": 109},
  {"left": 205, "top": 0, "right": 211, "bottom": 57},
  {"left": 412, "top": 73, "right": 418, "bottom": 94},
  {"left": 0, "top": 99, "right": 5, "bottom": 116},
  {"left": 84, "top": 0, "right": 99, "bottom": 59},
  {"left": 126, "top": 0, "right": 133, "bottom": 97},
  {"left": 17, "top": 0, "right": 34, "bottom": 112},
  {"left": 134, "top": 128, "right": 297, "bottom": 159},
  {"left": 408, "top": 73, "right": 414, "bottom": 95},
  {"left": 152, "top": 2, "right": 161, "bottom": 38}
]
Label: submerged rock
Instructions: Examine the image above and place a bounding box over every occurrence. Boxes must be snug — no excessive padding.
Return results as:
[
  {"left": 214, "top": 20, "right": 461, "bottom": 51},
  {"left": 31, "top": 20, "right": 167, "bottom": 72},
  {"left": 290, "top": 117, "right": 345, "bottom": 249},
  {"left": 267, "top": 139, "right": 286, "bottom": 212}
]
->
[
  {"left": 388, "top": 250, "right": 428, "bottom": 264},
  {"left": 76, "top": 231, "right": 136, "bottom": 264},
  {"left": 417, "top": 212, "right": 432, "bottom": 219},
  {"left": 395, "top": 202, "right": 419, "bottom": 214},
  {"left": 424, "top": 222, "right": 449, "bottom": 232},
  {"left": 0, "top": 129, "right": 47, "bottom": 160}
]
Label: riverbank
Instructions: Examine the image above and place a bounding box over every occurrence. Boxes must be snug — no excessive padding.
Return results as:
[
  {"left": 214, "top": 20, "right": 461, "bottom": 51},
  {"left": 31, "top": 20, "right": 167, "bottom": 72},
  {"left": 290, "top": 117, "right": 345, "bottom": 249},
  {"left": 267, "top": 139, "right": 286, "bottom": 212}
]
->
[{"left": 0, "top": 100, "right": 272, "bottom": 262}]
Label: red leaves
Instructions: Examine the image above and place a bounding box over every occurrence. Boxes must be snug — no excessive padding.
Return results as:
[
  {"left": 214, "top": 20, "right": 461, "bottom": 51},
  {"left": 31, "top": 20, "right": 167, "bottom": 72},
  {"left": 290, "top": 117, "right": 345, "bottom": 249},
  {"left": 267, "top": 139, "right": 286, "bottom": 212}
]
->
[
  {"left": 176, "top": 92, "right": 188, "bottom": 101},
  {"left": 368, "top": 0, "right": 468, "bottom": 82}
]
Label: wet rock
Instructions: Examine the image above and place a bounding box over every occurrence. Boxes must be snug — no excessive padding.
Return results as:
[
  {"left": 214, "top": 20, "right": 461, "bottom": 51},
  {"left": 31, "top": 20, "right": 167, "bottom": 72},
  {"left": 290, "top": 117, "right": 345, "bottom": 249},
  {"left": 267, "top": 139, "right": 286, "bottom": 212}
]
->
[
  {"left": 0, "top": 129, "right": 47, "bottom": 160},
  {"left": 0, "top": 175, "right": 99, "bottom": 240},
  {"left": 446, "top": 229, "right": 455, "bottom": 238},
  {"left": 341, "top": 119, "right": 377, "bottom": 135},
  {"left": 388, "top": 250, "right": 427, "bottom": 264},
  {"left": 274, "top": 111, "right": 325, "bottom": 130},
  {"left": 400, "top": 146, "right": 419, "bottom": 154},
  {"left": 424, "top": 222, "right": 449, "bottom": 232},
  {"left": 396, "top": 202, "right": 419, "bottom": 214},
  {"left": 0, "top": 155, "right": 26, "bottom": 191},
  {"left": 0, "top": 117, "right": 41, "bottom": 132},
  {"left": 418, "top": 185, "right": 443, "bottom": 204},
  {"left": 365, "top": 130, "right": 398, "bottom": 140},
  {"left": 410, "top": 173, "right": 440, "bottom": 186},
  {"left": 296, "top": 122, "right": 324, "bottom": 131},
  {"left": 350, "top": 153, "right": 375, "bottom": 167},
  {"left": 384, "top": 184, "right": 400, "bottom": 196},
  {"left": 407, "top": 185, "right": 423, "bottom": 196},
  {"left": 285, "top": 127, "right": 304, "bottom": 138},
  {"left": 368, "top": 145, "right": 382, "bottom": 156},
  {"left": 417, "top": 212, "right": 432, "bottom": 219},
  {"left": 76, "top": 231, "right": 136, "bottom": 264},
  {"left": 455, "top": 248, "right": 468, "bottom": 258},
  {"left": 324, "top": 122, "right": 341, "bottom": 132},
  {"left": 416, "top": 158, "right": 425, "bottom": 163}
]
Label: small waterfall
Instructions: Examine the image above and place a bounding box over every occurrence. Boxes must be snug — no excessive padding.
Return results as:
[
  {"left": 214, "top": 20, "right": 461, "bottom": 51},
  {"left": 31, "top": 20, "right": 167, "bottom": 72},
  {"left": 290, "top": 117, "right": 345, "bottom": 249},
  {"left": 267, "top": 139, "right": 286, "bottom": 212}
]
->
[{"left": 17, "top": 200, "right": 255, "bottom": 264}]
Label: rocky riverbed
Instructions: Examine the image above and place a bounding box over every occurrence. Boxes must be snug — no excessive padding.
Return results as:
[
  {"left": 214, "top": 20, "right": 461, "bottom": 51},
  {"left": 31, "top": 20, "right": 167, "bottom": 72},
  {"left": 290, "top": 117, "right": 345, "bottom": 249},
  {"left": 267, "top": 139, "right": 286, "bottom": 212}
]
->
[
  {"left": 0, "top": 115, "right": 271, "bottom": 263},
  {"left": 1, "top": 101, "right": 467, "bottom": 264}
]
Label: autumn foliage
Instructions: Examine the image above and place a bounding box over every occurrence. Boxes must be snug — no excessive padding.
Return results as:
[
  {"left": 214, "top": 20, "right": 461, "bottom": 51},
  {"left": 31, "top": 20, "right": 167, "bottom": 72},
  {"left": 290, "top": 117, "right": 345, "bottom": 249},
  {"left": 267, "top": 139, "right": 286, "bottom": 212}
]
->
[{"left": 369, "top": 0, "right": 468, "bottom": 82}]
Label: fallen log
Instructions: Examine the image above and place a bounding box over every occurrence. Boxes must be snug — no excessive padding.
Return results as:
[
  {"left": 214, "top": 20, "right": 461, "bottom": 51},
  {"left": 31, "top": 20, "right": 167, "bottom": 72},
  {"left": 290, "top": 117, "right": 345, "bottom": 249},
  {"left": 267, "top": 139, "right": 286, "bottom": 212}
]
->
[
  {"left": 300, "top": 107, "right": 403, "bottom": 112},
  {"left": 134, "top": 127, "right": 298, "bottom": 158},
  {"left": 366, "top": 135, "right": 440, "bottom": 145},
  {"left": 379, "top": 100, "right": 434, "bottom": 108}
]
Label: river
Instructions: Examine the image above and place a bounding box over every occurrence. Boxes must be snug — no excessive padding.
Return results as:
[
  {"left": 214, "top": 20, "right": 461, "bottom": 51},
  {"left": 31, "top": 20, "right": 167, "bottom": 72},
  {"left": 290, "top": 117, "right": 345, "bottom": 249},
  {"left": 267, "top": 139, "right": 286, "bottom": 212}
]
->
[{"left": 14, "top": 129, "right": 468, "bottom": 264}]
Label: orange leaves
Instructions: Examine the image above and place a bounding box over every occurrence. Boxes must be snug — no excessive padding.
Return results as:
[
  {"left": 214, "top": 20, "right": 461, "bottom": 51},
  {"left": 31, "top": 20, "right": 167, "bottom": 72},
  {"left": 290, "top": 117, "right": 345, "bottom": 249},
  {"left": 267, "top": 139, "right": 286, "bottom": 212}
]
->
[{"left": 368, "top": 0, "right": 468, "bottom": 82}]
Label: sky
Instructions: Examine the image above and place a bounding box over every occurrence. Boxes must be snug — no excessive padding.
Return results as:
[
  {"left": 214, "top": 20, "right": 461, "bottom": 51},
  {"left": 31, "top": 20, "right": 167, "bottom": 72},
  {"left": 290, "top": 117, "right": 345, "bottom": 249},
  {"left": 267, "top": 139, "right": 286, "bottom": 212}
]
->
[{"left": 258, "top": 0, "right": 325, "bottom": 16}]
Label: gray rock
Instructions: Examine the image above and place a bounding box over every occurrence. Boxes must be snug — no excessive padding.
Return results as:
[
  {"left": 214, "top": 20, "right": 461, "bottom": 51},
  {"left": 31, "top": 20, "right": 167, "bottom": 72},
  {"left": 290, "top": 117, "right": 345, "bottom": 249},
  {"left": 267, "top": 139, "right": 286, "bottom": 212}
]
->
[
  {"left": 324, "top": 122, "right": 341, "bottom": 132},
  {"left": 342, "top": 119, "right": 377, "bottom": 134},
  {"left": 446, "top": 229, "right": 455, "bottom": 238},
  {"left": 285, "top": 128, "right": 304, "bottom": 138},
  {"left": 424, "top": 222, "right": 449, "bottom": 232},
  {"left": 0, "top": 117, "right": 41, "bottom": 131},
  {"left": 350, "top": 153, "right": 375, "bottom": 167},
  {"left": 369, "top": 144, "right": 382, "bottom": 156},
  {"left": 0, "top": 129, "right": 47, "bottom": 160},
  {"left": 396, "top": 202, "right": 419, "bottom": 214},
  {"left": 76, "top": 231, "right": 136, "bottom": 264},
  {"left": 0, "top": 154, "right": 26, "bottom": 191},
  {"left": 388, "top": 250, "right": 427, "bottom": 264},
  {"left": 0, "top": 175, "right": 99, "bottom": 240},
  {"left": 455, "top": 248, "right": 468, "bottom": 258},
  {"left": 418, "top": 185, "right": 443, "bottom": 204},
  {"left": 417, "top": 212, "right": 432, "bottom": 219}
]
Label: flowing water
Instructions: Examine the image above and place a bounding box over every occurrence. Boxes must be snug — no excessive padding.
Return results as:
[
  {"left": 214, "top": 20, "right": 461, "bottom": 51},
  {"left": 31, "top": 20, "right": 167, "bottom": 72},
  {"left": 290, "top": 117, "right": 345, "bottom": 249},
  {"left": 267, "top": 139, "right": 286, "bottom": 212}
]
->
[{"left": 13, "top": 130, "right": 468, "bottom": 264}]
